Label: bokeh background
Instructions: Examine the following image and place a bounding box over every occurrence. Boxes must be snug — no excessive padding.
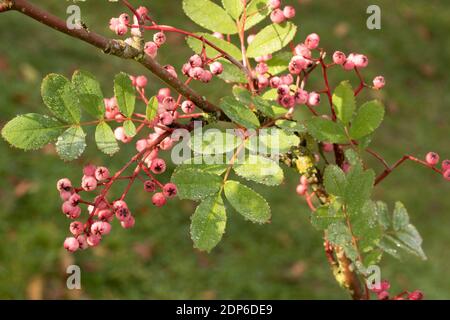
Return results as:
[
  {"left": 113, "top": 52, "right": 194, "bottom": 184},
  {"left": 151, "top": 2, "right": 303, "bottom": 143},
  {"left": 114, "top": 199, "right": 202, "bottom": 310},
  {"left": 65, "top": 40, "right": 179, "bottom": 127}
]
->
[{"left": 0, "top": 0, "right": 449, "bottom": 299}]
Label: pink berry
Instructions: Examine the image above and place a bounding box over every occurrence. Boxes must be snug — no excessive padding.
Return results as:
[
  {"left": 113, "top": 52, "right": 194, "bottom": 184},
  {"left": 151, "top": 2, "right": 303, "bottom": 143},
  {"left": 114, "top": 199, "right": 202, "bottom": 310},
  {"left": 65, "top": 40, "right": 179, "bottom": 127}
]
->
[
  {"left": 83, "top": 164, "right": 97, "bottom": 177},
  {"left": 200, "top": 70, "right": 213, "bottom": 83},
  {"left": 353, "top": 54, "right": 369, "bottom": 68},
  {"left": 189, "top": 54, "right": 203, "bottom": 68},
  {"left": 98, "top": 209, "right": 114, "bottom": 221},
  {"left": 280, "top": 74, "right": 293, "bottom": 86},
  {"left": 408, "top": 290, "right": 423, "bottom": 300},
  {"left": 426, "top": 152, "right": 439, "bottom": 166},
  {"left": 443, "top": 170, "right": 450, "bottom": 181},
  {"left": 144, "top": 41, "right": 158, "bottom": 58},
  {"left": 283, "top": 6, "right": 296, "bottom": 19},
  {"left": 69, "top": 193, "right": 81, "bottom": 206},
  {"left": 255, "top": 62, "right": 268, "bottom": 75},
  {"left": 77, "top": 235, "right": 89, "bottom": 250},
  {"left": 64, "top": 237, "right": 79, "bottom": 252},
  {"left": 442, "top": 160, "right": 450, "bottom": 171},
  {"left": 189, "top": 66, "right": 205, "bottom": 80},
  {"left": 152, "top": 192, "right": 167, "bottom": 207},
  {"left": 135, "top": 6, "right": 149, "bottom": 18},
  {"left": 278, "top": 94, "right": 295, "bottom": 108},
  {"left": 342, "top": 162, "right": 351, "bottom": 173},
  {"left": 332, "top": 51, "right": 346, "bottom": 65},
  {"left": 161, "top": 96, "right": 177, "bottom": 111},
  {"left": 158, "top": 88, "right": 171, "bottom": 99},
  {"left": 209, "top": 62, "right": 224, "bottom": 75},
  {"left": 153, "top": 32, "right": 166, "bottom": 46},
  {"left": 371, "top": 280, "right": 390, "bottom": 293},
  {"left": 289, "top": 56, "right": 309, "bottom": 74},
  {"left": 257, "top": 75, "right": 269, "bottom": 89},
  {"left": 144, "top": 180, "right": 157, "bottom": 192},
  {"left": 109, "top": 18, "right": 120, "bottom": 32},
  {"left": 277, "top": 84, "right": 290, "bottom": 96},
  {"left": 82, "top": 176, "right": 97, "bottom": 192},
  {"left": 150, "top": 158, "right": 166, "bottom": 174},
  {"left": 60, "top": 190, "right": 72, "bottom": 201},
  {"left": 373, "top": 76, "right": 385, "bottom": 89},
  {"left": 164, "top": 65, "right": 178, "bottom": 79},
  {"left": 343, "top": 59, "right": 355, "bottom": 71},
  {"left": 119, "top": 13, "right": 130, "bottom": 25},
  {"left": 69, "top": 221, "right": 84, "bottom": 236},
  {"left": 159, "top": 111, "right": 174, "bottom": 126},
  {"left": 294, "top": 44, "right": 312, "bottom": 59},
  {"left": 300, "top": 175, "right": 309, "bottom": 186},
  {"left": 212, "top": 32, "right": 224, "bottom": 40},
  {"left": 95, "top": 167, "right": 110, "bottom": 181},
  {"left": 269, "top": 76, "right": 282, "bottom": 88},
  {"left": 113, "top": 200, "right": 128, "bottom": 210},
  {"left": 136, "top": 139, "right": 149, "bottom": 152},
  {"left": 305, "top": 33, "right": 320, "bottom": 50},
  {"left": 87, "top": 234, "right": 101, "bottom": 247},
  {"left": 57, "top": 178, "right": 72, "bottom": 192},
  {"left": 270, "top": 8, "right": 285, "bottom": 24},
  {"left": 121, "top": 215, "right": 135, "bottom": 229},
  {"left": 377, "top": 291, "right": 389, "bottom": 300},
  {"left": 115, "top": 207, "right": 131, "bottom": 222},
  {"left": 181, "top": 100, "right": 196, "bottom": 114},
  {"left": 181, "top": 63, "right": 192, "bottom": 76},
  {"left": 296, "top": 184, "right": 308, "bottom": 196},
  {"left": 62, "top": 201, "right": 81, "bottom": 219},
  {"left": 307, "top": 92, "right": 321, "bottom": 106},
  {"left": 323, "top": 143, "right": 334, "bottom": 153},
  {"left": 91, "top": 221, "right": 111, "bottom": 236},
  {"left": 268, "top": 0, "right": 281, "bottom": 9},
  {"left": 159, "top": 136, "right": 174, "bottom": 151},
  {"left": 162, "top": 183, "right": 178, "bottom": 198},
  {"left": 115, "top": 23, "right": 128, "bottom": 36},
  {"left": 294, "top": 89, "right": 309, "bottom": 105},
  {"left": 114, "top": 126, "right": 131, "bottom": 143},
  {"left": 135, "top": 75, "right": 148, "bottom": 88}
]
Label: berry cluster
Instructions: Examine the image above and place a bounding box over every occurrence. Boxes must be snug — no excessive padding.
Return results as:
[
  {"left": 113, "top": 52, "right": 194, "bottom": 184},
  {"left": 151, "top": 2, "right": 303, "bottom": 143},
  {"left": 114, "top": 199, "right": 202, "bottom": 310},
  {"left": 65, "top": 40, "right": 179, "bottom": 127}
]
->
[
  {"left": 370, "top": 280, "right": 424, "bottom": 300},
  {"left": 181, "top": 54, "right": 223, "bottom": 83},
  {"left": 269, "top": 0, "right": 296, "bottom": 24},
  {"left": 425, "top": 152, "right": 450, "bottom": 181},
  {"left": 58, "top": 162, "right": 178, "bottom": 252}
]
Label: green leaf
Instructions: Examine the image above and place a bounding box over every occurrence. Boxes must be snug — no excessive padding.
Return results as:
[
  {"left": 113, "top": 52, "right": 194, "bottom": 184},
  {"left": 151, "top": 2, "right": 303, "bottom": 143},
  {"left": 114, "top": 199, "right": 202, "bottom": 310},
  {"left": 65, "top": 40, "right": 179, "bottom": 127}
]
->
[
  {"left": 351, "top": 201, "right": 383, "bottom": 253},
  {"left": 217, "top": 60, "right": 247, "bottom": 83},
  {"left": 114, "top": 72, "right": 135, "bottom": 117},
  {"left": 232, "top": 86, "right": 253, "bottom": 105},
  {"left": 247, "top": 127, "right": 300, "bottom": 154},
  {"left": 327, "top": 222, "right": 359, "bottom": 262},
  {"left": 72, "top": 70, "right": 104, "bottom": 119},
  {"left": 345, "top": 167, "right": 375, "bottom": 214},
  {"left": 224, "top": 180, "right": 271, "bottom": 223},
  {"left": 186, "top": 33, "right": 242, "bottom": 60},
  {"left": 261, "top": 88, "right": 278, "bottom": 100},
  {"left": 171, "top": 168, "right": 223, "bottom": 201},
  {"left": 1, "top": 113, "right": 65, "bottom": 151},
  {"left": 275, "top": 120, "right": 307, "bottom": 134},
  {"left": 222, "top": 0, "right": 244, "bottom": 20},
  {"left": 306, "top": 117, "right": 348, "bottom": 144},
  {"left": 244, "top": 0, "right": 271, "bottom": 30},
  {"left": 392, "top": 201, "right": 410, "bottom": 231},
  {"left": 182, "top": 0, "right": 237, "bottom": 34},
  {"left": 253, "top": 96, "right": 286, "bottom": 118},
  {"left": 234, "top": 154, "right": 284, "bottom": 186},
  {"left": 267, "top": 51, "right": 291, "bottom": 75},
  {"left": 324, "top": 165, "right": 347, "bottom": 197},
  {"left": 333, "top": 81, "right": 356, "bottom": 125},
  {"left": 55, "top": 125, "right": 86, "bottom": 161},
  {"left": 375, "top": 201, "right": 391, "bottom": 231},
  {"left": 311, "top": 204, "right": 345, "bottom": 230},
  {"left": 190, "top": 128, "right": 242, "bottom": 154},
  {"left": 247, "top": 22, "right": 297, "bottom": 58},
  {"left": 177, "top": 156, "right": 229, "bottom": 175},
  {"left": 349, "top": 100, "right": 385, "bottom": 139},
  {"left": 123, "top": 120, "right": 136, "bottom": 137},
  {"left": 344, "top": 148, "right": 363, "bottom": 167},
  {"left": 191, "top": 193, "right": 227, "bottom": 252},
  {"left": 41, "top": 74, "right": 81, "bottom": 124},
  {"left": 95, "top": 121, "right": 119, "bottom": 156},
  {"left": 220, "top": 97, "right": 260, "bottom": 129},
  {"left": 146, "top": 96, "right": 159, "bottom": 121}
]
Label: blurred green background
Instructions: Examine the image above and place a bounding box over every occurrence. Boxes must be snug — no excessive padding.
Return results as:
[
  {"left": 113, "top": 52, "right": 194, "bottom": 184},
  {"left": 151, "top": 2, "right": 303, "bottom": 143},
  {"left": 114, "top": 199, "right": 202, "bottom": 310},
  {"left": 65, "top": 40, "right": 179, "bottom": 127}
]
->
[{"left": 0, "top": 0, "right": 449, "bottom": 299}]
